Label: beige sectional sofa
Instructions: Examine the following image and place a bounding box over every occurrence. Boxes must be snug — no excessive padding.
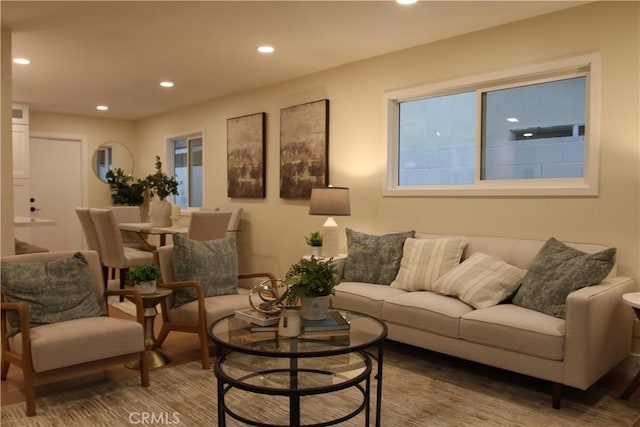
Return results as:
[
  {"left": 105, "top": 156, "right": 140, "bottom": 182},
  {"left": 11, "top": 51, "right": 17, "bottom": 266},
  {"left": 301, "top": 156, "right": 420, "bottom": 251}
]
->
[{"left": 330, "top": 232, "right": 636, "bottom": 408}]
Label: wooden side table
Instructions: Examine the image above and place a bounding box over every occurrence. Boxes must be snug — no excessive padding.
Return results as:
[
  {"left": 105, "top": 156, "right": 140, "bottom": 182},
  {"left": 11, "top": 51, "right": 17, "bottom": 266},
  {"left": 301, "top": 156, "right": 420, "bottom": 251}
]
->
[
  {"left": 621, "top": 292, "right": 640, "bottom": 399},
  {"left": 125, "top": 288, "right": 173, "bottom": 370}
]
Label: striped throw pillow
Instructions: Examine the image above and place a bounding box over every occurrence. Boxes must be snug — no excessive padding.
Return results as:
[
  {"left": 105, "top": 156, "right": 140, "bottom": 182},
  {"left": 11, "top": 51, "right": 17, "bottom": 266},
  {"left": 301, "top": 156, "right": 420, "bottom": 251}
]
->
[
  {"left": 431, "top": 252, "right": 526, "bottom": 309},
  {"left": 390, "top": 237, "right": 467, "bottom": 291}
]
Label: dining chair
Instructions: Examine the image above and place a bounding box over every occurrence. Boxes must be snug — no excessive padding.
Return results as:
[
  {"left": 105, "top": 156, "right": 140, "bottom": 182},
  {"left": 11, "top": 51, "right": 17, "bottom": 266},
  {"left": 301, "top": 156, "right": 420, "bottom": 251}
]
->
[
  {"left": 109, "top": 205, "right": 155, "bottom": 252},
  {"left": 1, "top": 250, "right": 149, "bottom": 416},
  {"left": 187, "top": 211, "right": 232, "bottom": 241},
  {"left": 89, "top": 208, "right": 154, "bottom": 299},
  {"left": 76, "top": 207, "right": 101, "bottom": 253},
  {"left": 199, "top": 206, "right": 243, "bottom": 238}
]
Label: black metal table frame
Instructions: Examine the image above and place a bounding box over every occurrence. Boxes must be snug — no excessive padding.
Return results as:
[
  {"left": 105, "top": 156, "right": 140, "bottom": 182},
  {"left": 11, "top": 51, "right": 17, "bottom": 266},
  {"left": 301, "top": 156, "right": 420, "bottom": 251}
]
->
[{"left": 210, "top": 312, "right": 386, "bottom": 427}]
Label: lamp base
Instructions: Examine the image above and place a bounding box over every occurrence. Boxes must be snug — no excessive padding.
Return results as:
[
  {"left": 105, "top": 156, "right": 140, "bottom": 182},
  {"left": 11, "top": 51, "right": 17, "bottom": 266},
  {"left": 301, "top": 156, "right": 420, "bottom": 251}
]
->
[{"left": 321, "top": 221, "right": 339, "bottom": 258}]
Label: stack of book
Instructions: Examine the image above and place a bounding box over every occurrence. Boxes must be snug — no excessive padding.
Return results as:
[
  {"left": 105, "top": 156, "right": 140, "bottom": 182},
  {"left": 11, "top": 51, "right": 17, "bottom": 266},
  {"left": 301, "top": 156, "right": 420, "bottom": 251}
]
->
[
  {"left": 234, "top": 307, "right": 280, "bottom": 326},
  {"left": 299, "top": 311, "right": 350, "bottom": 342}
]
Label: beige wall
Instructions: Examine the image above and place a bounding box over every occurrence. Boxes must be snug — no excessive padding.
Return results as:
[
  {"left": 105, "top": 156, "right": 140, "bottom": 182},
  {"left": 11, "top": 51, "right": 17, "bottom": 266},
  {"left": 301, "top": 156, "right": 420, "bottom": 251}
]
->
[
  {"left": 29, "top": 112, "right": 137, "bottom": 208},
  {"left": 14, "top": 3, "right": 639, "bottom": 283},
  {"left": 134, "top": 2, "right": 640, "bottom": 280},
  {"left": 1, "top": 28, "right": 14, "bottom": 256}
]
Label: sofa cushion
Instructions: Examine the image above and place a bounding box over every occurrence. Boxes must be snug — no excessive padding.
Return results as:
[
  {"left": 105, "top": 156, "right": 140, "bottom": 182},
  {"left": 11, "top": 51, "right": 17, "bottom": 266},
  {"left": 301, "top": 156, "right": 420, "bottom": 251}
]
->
[
  {"left": 512, "top": 237, "right": 616, "bottom": 318},
  {"left": 383, "top": 291, "right": 474, "bottom": 338},
  {"left": 343, "top": 228, "right": 415, "bottom": 285},
  {"left": 332, "top": 282, "right": 406, "bottom": 319},
  {"left": 430, "top": 252, "right": 526, "bottom": 309},
  {"left": 172, "top": 234, "right": 239, "bottom": 307},
  {"left": 1, "top": 252, "right": 107, "bottom": 337},
  {"left": 460, "top": 304, "right": 566, "bottom": 360},
  {"left": 390, "top": 237, "right": 467, "bottom": 291}
]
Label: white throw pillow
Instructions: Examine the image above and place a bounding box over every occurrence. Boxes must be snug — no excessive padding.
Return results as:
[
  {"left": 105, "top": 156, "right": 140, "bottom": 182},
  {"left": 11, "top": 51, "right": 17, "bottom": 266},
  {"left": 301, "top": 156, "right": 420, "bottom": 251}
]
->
[
  {"left": 431, "top": 252, "right": 527, "bottom": 309},
  {"left": 390, "top": 237, "right": 467, "bottom": 291}
]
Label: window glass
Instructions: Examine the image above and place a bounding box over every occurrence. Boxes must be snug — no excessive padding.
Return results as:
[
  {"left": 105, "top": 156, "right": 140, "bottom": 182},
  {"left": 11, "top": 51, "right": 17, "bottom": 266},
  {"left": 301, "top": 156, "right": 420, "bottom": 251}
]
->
[
  {"left": 171, "top": 135, "right": 203, "bottom": 208},
  {"left": 481, "top": 77, "right": 585, "bottom": 180},
  {"left": 399, "top": 92, "right": 475, "bottom": 186}
]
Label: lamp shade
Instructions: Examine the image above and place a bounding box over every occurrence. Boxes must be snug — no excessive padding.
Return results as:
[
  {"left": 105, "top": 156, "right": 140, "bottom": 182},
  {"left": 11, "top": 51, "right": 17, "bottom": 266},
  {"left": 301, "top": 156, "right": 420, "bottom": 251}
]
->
[{"left": 309, "top": 187, "right": 351, "bottom": 216}]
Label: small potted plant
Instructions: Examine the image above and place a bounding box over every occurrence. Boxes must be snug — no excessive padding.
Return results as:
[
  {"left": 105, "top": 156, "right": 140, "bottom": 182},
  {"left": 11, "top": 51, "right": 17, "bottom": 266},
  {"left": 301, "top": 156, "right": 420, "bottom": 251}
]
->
[
  {"left": 305, "top": 231, "right": 323, "bottom": 257},
  {"left": 127, "top": 263, "right": 162, "bottom": 294},
  {"left": 145, "top": 156, "right": 179, "bottom": 226},
  {"left": 284, "top": 256, "right": 338, "bottom": 320}
]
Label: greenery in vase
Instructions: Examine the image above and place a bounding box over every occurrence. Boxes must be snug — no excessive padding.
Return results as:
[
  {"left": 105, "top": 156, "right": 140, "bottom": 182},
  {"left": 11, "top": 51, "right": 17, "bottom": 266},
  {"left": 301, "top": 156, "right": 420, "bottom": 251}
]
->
[
  {"left": 305, "top": 231, "right": 323, "bottom": 247},
  {"left": 105, "top": 168, "right": 147, "bottom": 206},
  {"left": 126, "top": 263, "right": 162, "bottom": 285},
  {"left": 284, "top": 256, "right": 337, "bottom": 303},
  {"left": 145, "top": 156, "right": 179, "bottom": 201}
]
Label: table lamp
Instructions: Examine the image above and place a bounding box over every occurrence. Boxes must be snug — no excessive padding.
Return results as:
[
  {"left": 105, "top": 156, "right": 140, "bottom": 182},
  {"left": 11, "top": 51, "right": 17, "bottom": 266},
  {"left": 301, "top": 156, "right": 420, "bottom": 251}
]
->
[{"left": 309, "top": 186, "right": 350, "bottom": 257}]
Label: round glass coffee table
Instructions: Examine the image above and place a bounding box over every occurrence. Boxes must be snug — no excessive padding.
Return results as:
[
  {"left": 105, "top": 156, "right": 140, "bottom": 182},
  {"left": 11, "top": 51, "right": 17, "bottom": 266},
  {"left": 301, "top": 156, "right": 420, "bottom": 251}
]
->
[{"left": 209, "top": 310, "right": 387, "bottom": 427}]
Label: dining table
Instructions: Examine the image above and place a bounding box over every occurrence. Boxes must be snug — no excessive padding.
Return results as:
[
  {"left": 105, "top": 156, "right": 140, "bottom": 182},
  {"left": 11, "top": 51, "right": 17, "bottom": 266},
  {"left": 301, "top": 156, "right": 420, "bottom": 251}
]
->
[{"left": 118, "top": 222, "right": 188, "bottom": 248}]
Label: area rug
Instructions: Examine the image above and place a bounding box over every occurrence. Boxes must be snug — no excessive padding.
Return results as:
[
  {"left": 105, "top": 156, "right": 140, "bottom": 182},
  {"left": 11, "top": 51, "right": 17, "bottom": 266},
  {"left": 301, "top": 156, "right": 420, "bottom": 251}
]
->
[{"left": 2, "top": 343, "right": 638, "bottom": 426}]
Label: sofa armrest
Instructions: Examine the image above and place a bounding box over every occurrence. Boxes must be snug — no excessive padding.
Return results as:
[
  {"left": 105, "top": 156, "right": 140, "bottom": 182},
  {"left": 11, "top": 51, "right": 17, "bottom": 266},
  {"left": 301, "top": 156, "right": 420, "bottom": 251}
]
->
[{"left": 563, "top": 276, "right": 637, "bottom": 389}]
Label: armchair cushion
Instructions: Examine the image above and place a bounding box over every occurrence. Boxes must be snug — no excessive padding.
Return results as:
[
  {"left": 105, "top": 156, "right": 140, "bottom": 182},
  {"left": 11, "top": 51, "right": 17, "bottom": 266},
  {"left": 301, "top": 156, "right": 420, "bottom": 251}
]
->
[
  {"left": 1, "top": 252, "right": 107, "bottom": 337},
  {"left": 172, "top": 234, "right": 239, "bottom": 307}
]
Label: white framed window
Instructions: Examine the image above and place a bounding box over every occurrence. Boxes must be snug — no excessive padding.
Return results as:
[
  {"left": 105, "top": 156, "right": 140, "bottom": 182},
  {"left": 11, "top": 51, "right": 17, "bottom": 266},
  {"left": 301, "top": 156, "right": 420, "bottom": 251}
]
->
[
  {"left": 384, "top": 54, "right": 600, "bottom": 196},
  {"left": 166, "top": 133, "right": 203, "bottom": 208}
]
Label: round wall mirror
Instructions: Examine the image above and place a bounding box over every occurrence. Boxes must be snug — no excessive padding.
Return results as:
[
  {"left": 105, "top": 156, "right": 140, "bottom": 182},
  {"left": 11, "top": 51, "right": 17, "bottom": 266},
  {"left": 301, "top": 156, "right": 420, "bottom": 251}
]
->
[{"left": 92, "top": 141, "right": 134, "bottom": 182}]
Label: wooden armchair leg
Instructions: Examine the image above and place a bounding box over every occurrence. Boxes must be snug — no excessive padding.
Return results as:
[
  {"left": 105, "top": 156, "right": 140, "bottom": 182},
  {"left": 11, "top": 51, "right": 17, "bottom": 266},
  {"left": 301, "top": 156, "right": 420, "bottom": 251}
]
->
[
  {"left": 24, "top": 367, "right": 36, "bottom": 416},
  {"left": 198, "top": 326, "right": 211, "bottom": 370},
  {"left": 552, "top": 382, "right": 563, "bottom": 409},
  {"left": 156, "top": 325, "right": 170, "bottom": 348},
  {"left": 1, "top": 360, "right": 10, "bottom": 380}
]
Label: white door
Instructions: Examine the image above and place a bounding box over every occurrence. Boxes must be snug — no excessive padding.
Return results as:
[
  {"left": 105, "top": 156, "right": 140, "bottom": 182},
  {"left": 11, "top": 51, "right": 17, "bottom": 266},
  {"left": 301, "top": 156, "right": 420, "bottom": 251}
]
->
[{"left": 29, "top": 133, "right": 86, "bottom": 251}]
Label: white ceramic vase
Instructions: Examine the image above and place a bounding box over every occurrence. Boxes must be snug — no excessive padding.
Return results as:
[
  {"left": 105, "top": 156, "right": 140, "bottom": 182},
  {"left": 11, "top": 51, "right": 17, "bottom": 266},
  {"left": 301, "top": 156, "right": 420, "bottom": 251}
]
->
[
  {"left": 300, "top": 295, "right": 331, "bottom": 320},
  {"left": 150, "top": 199, "right": 171, "bottom": 227},
  {"left": 310, "top": 246, "right": 322, "bottom": 257},
  {"left": 137, "top": 280, "right": 156, "bottom": 294}
]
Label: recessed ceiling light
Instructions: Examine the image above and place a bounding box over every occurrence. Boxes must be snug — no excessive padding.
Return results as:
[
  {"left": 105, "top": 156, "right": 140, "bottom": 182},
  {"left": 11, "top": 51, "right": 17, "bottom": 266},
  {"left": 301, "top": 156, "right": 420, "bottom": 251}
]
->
[
  {"left": 96, "top": 105, "right": 109, "bottom": 111},
  {"left": 160, "top": 81, "right": 174, "bottom": 88},
  {"left": 523, "top": 132, "right": 534, "bottom": 137},
  {"left": 396, "top": 0, "right": 418, "bottom": 5},
  {"left": 13, "top": 58, "right": 31, "bottom": 65},
  {"left": 506, "top": 117, "right": 519, "bottom": 123},
  {"left": 257, "top": 45, "right": 275, "bottom": 54}
]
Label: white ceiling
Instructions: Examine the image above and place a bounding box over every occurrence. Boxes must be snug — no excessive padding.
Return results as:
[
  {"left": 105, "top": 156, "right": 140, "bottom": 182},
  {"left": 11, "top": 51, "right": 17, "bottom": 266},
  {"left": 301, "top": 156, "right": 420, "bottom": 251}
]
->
[{"left": 2, "top": 0, "right": 589, "bottom": 120}]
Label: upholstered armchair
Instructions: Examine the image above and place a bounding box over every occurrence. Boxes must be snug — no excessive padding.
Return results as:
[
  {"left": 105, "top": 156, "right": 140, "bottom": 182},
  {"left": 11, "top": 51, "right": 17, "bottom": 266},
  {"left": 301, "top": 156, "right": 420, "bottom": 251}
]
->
[
  {"left": 155, "top": 236, "right": 276, "bottom": 370},
  {"left": 1, "top": 250, "right": 149, "bottom": 416}
]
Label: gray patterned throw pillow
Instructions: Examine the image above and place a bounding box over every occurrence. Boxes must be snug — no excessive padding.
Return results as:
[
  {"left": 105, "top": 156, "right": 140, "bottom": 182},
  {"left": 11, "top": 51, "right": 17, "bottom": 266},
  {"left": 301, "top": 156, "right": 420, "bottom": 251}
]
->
[
  {"left": 1, "top": 252, "right": 107, "bottom": 337},
  {"left": 343, "top": 228, "right": 415, "bottom": 285},
  {"left": 172, "top": 234, "right": 239, "bottom": 307},
  {"left": 512, "top": 238, "right": 616, "bottom": 318}
]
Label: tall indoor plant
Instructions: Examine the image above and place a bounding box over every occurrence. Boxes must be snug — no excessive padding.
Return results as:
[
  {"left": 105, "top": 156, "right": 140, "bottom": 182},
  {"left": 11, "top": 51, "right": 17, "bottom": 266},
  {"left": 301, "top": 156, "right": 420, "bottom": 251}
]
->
[
  {"left": 145, "top": 156, "right": 179, "bottom": 227},
  {"left": 284, "top": 256, "right": 338, "bottom": 320}
]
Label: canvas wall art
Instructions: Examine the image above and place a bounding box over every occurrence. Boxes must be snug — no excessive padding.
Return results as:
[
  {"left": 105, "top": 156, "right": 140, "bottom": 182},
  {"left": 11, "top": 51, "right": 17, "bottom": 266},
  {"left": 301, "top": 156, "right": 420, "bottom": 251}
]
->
[
  {"left": 279, "top": 99, "right": 329, "bottom": 199},
  {"left": 227, "top": 112, "right": 266, "bottom": 198}
]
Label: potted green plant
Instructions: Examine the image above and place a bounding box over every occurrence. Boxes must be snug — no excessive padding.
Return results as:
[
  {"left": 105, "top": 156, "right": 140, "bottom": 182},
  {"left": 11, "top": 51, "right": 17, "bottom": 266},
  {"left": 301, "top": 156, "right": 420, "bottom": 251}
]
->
[
  {"left": 145, "top": 156, "right": 179, "bottom": 227},
  {"left": 305, "top": 231, "right": 323, "bottom": 257},
  {"left": 105, "top": 168, "right": 147, "bottom": 206},
  {"left": 127, "top": 263, "right": 162, "bottom": 294},
  {"left": 284, "top": 256, "right": 338, "bottom": 320}
]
